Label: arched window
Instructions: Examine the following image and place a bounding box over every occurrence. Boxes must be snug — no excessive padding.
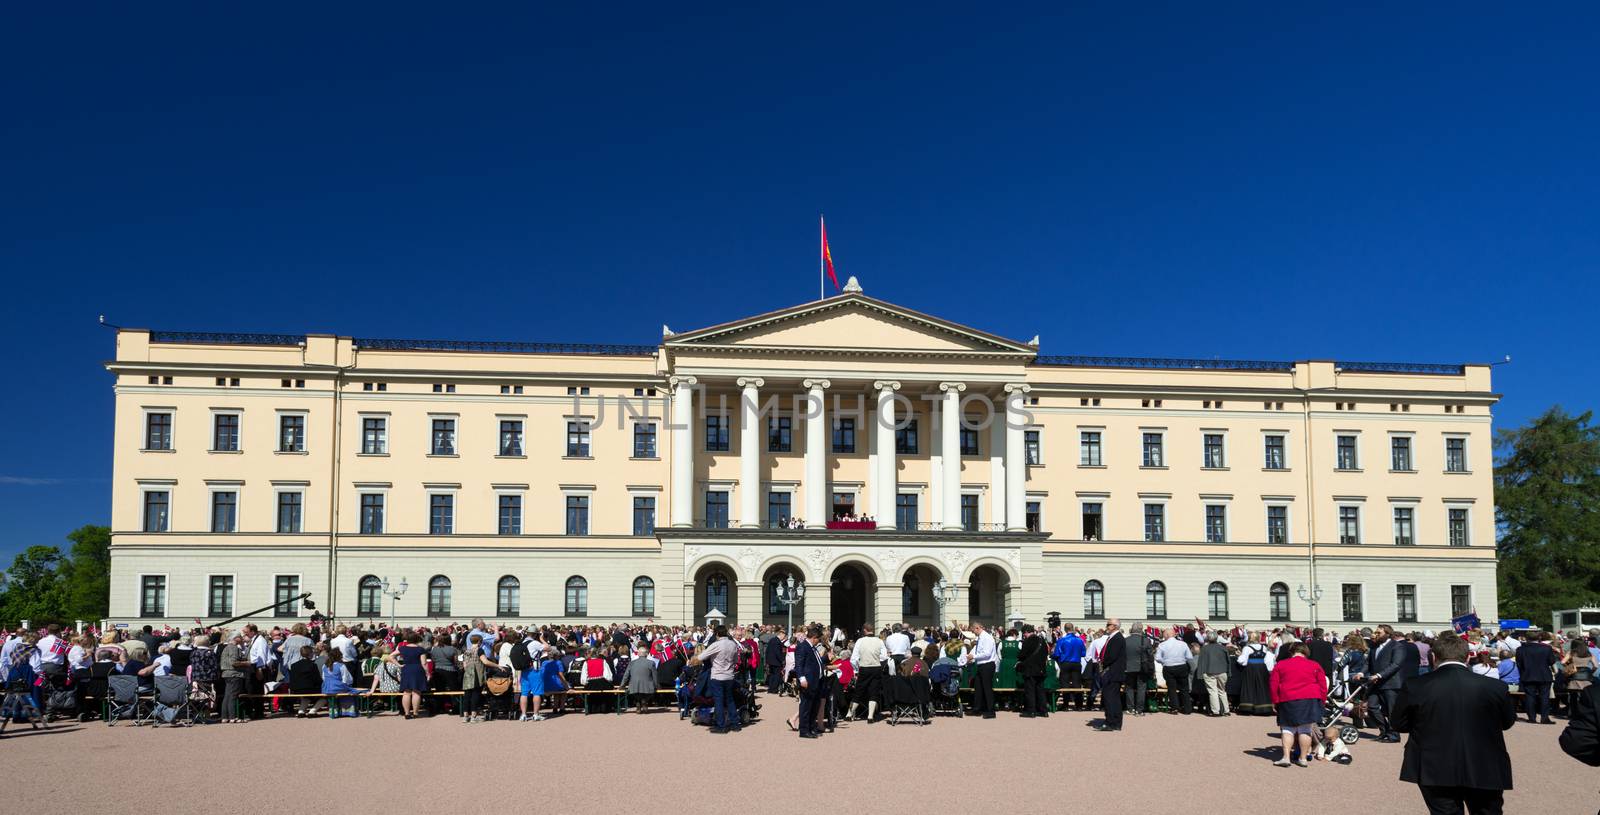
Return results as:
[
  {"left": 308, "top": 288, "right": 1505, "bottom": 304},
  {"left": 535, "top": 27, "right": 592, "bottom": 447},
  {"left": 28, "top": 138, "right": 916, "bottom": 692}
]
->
[
  {"left": 428, "top": 575, "right": 451, "bottom": 616},
  {"left": 1208, "top": 581, "right": 1229, "bottom": 620},
  {"left": 1269, "top": 582, "right": 1290, "bottom": 621},
  {"left": 903, "top": 574, "right": 921, "bottom": 617},
  {"left": 497, "top": 575, "right": 520, "bottom": 616},
  {"left": 1145, "top": 580, "right": 1166, "bottom": 620},
  {"left": 357, "top": 575, "right": 381, "bottom": 616},
  {"left": 565, "top": 576, "right": 588, "bottom": 617},
  {"left": 633, "top": 576, "right": 655, "bottom": 617},
  {"left": 1083, "top": 580, "right": 1104, "bottom": 619},
  {"left": 705, "top": 572, "right": 729, "bottom": 614}
]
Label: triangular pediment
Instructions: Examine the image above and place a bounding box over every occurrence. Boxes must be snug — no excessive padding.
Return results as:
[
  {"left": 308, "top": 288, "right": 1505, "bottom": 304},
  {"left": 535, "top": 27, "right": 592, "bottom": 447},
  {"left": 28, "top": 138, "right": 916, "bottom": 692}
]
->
[{"left": 665, "top": 293, "right": 1036, "bottom": 357}]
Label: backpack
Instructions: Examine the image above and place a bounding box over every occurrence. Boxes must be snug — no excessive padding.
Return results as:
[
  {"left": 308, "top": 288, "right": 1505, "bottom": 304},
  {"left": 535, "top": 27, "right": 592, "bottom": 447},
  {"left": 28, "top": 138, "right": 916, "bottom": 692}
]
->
[{"left": 509, "top": 640, "right": 534, "bottom": 672}]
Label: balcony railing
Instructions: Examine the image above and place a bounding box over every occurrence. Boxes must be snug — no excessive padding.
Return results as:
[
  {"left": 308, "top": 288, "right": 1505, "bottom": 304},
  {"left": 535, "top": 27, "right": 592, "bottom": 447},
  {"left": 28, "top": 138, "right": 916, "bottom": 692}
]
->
[{"left": 353, "top": 337, "right": 656, "bottom": 356}]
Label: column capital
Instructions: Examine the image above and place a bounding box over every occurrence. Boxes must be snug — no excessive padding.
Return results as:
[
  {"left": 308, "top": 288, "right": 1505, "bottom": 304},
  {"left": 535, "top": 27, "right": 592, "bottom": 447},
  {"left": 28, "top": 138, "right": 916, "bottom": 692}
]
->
[
  {"left": 802, "top": 378, "right": 832, "bottom": 390},
  {"left": 872, "top": 380, "right": 902, "bottom": 392},
  {"left": 1003, "top": 383, "right": 1032, "bottom": 394},
  {"left": 736, "top": 377, "right": 765, "bottom": 389},
  {"left": 939, "top": 381, "right": 967, "bottom": 393},
  {"left": 669, "top": 375, "right": 698, "bottom": 389}
]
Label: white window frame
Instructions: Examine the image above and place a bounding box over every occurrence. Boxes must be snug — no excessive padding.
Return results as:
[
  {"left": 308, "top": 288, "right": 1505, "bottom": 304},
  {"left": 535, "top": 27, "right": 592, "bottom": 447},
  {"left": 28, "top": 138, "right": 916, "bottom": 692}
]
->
[
  {"left": 1444, "top": 501, "right": 1473, "bottom": 547},
  {"left": 1443, "top": 433, "right": 1470, "bottom": 473},
  {"left": 358, "top": 412, "right": 390, "bottom": 456},
  {"left": 1388, "top": 430, "right": 1417, "bottom": 473},
  {"left": 1140, "top": 428, "right": 1167, "bottom": 469},
  {"left": 141, "top": 406, "right": 177, "bottom": 452},
  {"left": 564, "top": 414, "right": 596, "bottom": 458},
  {"left": 137, "top": 572, "right": 169, "bottom": 618},
  {"left": 137, "top": 479, "right": 177, "bottom": 533},
  {"left": 1335, "top": 498, "right": 1366, "bottom": 545},
  {"left": 1201, "top": 497, "right": 1230, "bottom": 543},
  {"left": 1025, "top": 491, "right": 1047, "bottom": 534},
  {"left": 271, "top": 572, "right": 304, "bottom": 619},
  {"left": 1024, "top": 426, "right": 1043, "bottom": 466},
  {"left": 1263, "top": 500, "right": 1293, "bottom": 545},
  {"left": 562, "top": 484, "right": 596, "bottom": 535},
  {"left": 1077, "top": 493, "right": 1109, "bottom": 542},
  {"left": 427, "top": 412, "right": 461, "bottom": 458},
  {"left": 1333, "top": 430, "right": 1362, "bottom": 471},
  {"left": 354, "top": 482, "right": 390, "bottom": 534},
  {"left": 203, "top": 480, "right": 242, "bottom": 534},
  {"left": 1340, "top": 582, "right": 1365, "bottom": 623},
  {"left": 1389, "top": 498, "right": 1420, "bottom": 546},
  {"left": 272, "top": 481, "right": 308, "bottom": 534},
  {"left": 496, "top": 413, "right": 528, "bottom": 458},
  {"left": 1139, "top": 493, "right": 1170, "bottom": 542},
  {"left": 1077, "top": 425, "right": 1105, "bottom": 467},
  {"left": 425, "top": 484, "right": 460, "bottom": 535},
  {"left": 1200, "top": 429, "right": 1229, "bottom": 470},
  {"left": 209, "top": 408, "right": 243, "bottom": 454},
  {"left": 275, "top": 409, "right": 309, "bottom": 454},
  {"left": 1261, "top": 430, "right": 1291, "bottom": 470},
  {"left": 632, "top": 419, "right": 660, "bottom": 459},
  {"left": 959, "top": 486, "right": 987, "bottom": 528},
  {"left": 206, "top": 572, "right": 238, "bottom": 618}
]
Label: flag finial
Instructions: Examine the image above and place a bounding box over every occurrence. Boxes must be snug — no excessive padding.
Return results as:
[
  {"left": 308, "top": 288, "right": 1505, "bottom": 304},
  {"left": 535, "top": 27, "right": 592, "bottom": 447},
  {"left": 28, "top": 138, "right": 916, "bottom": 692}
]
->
[{"left": 842, "top": 275, "right": 862, "bottom": 293}]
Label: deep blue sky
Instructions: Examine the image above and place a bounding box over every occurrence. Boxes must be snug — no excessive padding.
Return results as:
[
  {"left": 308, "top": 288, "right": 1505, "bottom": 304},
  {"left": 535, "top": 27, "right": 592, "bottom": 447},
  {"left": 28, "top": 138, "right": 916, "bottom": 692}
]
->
[{"left": 2, "top": 5, "right": 1597, "bottom": 563}]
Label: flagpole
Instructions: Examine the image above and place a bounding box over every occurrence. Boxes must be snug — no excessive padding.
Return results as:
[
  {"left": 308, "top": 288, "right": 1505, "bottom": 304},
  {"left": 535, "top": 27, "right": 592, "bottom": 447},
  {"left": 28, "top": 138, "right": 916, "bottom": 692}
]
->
[{"left": 819, "top": 214, "right": 824, "bottom": 301}]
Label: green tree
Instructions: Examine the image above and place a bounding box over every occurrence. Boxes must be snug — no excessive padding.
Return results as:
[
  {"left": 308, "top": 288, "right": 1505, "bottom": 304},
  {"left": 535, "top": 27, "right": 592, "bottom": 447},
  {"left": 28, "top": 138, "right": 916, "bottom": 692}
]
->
[
  {"left": 1495, "top": 406, "right": 1600, "bottom": 621},
  {"left": 57, "top": 524, "right": 111, "bottom": 621},
  {"left": 0, "top": 545, "right": 66, "bottom": 624}
]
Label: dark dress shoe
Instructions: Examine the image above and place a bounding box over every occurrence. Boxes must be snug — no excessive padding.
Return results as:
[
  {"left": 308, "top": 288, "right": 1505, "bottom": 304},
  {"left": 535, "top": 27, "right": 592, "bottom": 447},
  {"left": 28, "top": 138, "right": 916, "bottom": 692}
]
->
[
  {"left": 799, "top": 732, "right": 819, "bottom": 739},
  {"left": 1093, "top": 724, "right": 1120, "bottom": 732}
]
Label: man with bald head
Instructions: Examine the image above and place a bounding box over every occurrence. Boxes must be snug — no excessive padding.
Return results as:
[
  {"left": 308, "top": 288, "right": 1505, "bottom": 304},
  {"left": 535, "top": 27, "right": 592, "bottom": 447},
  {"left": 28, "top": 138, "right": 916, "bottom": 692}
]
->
[{"left": 1095, "top": 618, "right": 1127, "bottom": 732}]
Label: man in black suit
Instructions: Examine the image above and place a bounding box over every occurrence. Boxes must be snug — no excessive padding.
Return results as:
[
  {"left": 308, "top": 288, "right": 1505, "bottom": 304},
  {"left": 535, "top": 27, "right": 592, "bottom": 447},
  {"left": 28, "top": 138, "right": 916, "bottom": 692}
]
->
[
  {"left": 763, "top": 630, "right": 786, "bottom": 695},
  {"left": 793, "top": 625, "right": 824, "bottom": 739},
  {"left": 1368, "top": 624, "right": 1420, "bottom": 743},
  {"left": 1095, "top": 619, "right": 1127, "bottom": 732},
  {"left": 1392, "top": 633, "right": 1515, "bottom": 815},
  {"left": 1016, "top": 624, "right": 1048, "bottom": 718},
  {"left": 1559, "top": 681, "right": 1600, "bottom": 767},
  {"left": 1307, "top": 627, "right": 1336, "bottom": 682},
  {"left": 1514, "top": 631, "right": 1559, "bottom": 724}
]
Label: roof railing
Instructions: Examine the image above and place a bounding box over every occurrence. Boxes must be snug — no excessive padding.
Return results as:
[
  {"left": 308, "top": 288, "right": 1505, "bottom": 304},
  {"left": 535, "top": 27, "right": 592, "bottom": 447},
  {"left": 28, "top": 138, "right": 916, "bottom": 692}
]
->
[
  {"left": 149, "top": 331, "right": 306, "bottom": 346},
  {"left": 1032, "top": 355, "right": 1295, "bottom": 372},
  {"left": 352, "top": 337, "right": 657, "bottom": 356},
  {"left": 1334, "top": 361, "right": 1466, "bottom": 375}
]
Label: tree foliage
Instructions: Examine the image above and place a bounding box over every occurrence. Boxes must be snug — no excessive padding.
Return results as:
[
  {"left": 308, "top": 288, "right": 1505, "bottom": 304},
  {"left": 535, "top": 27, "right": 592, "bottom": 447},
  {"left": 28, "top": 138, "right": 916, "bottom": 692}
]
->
[
  {"left": 0, "top": 524, "right": 111, "bottom": 626},
  {"left": 1495, "top": 407, "right": 1600, "bottom": 621}
]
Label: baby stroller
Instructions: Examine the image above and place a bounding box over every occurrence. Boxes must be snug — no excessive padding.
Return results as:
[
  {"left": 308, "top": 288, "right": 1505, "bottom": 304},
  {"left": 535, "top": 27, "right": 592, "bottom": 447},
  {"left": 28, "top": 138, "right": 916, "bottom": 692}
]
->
[
  {"left": 1313, "top": 680, "right": 1371, "bottom": 764},
  {"left": 482, "top": 671, "right": 515, "bottom": 721},
  {"left": 1, "top": 676, "right": 49, "bottom": 735},
  {"left": 927, "top": 660, "right": 964, "bottom": 717}
]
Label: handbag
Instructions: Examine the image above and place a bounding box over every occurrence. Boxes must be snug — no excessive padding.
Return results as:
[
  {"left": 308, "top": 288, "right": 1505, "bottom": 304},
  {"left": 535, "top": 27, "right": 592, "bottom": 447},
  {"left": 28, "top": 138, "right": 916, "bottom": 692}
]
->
[{"left": 485, "top": 676, "right": 512, "bottom": 695}]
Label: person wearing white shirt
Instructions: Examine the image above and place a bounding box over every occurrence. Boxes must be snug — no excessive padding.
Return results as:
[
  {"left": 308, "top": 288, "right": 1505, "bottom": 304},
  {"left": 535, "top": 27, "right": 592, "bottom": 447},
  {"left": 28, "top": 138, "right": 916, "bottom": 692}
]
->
[
  {"left": 243, "top": 624, "right": 271, "bottom": 719},
  {"left": 885, "top": 624, "right": 912, "bottom": 672},
  {"left": 1154, "top": 628, "right": 1194, "bottom": 714},
  {"left": 970, "top": 624, "right": 999, "bottom": 718},
  {"left": 849, "top": 627, "right": 890, "bottom": 722}
]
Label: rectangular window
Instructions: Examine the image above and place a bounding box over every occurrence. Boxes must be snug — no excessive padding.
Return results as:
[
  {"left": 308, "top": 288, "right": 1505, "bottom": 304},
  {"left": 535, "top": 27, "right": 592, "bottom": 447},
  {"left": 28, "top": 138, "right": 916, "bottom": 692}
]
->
[
  {"left": 1451, "top": 585, "right": 1472, "bottom": 617},
  {"left": 1336, "top": 435, "right": 1358, "bottom": 470},
  {"left": 633, "top": 579, "right": 654, "bottom": 616},
  {"left": 1391, "top": 436, "right": 1412, "bottom": 471},
  {"left": 359, "top": 493, "right": 384, "bottom": 534},
  {"left": 498, "top": 494, "right": 522, "bottom": 535},
  {"left": 361, "top": 417, "right": 387, "bottom": 454},
  {"left": 566, "top": 420, "right": 591, "bottom": 457},
  {"left": 633, "top": 496, "right": 657, "bottom": 536},
  {"left": 831, "top": 418, "right": 856, "bottom": 453},
  {"left": 1393, "top": 507, "right": 1415, "bottom": 546},
  {"left": 895, "top": 419, "right": 919, "bottom": 455},
  {"left": 274, "top": 575, "right": 299, "bottom": 618},
  {"left": 705, "top": 415, "right": 729, "bottom": 452},
  {"left": 633, "top": 422, "right": 656, "bottom": 458},
  {"left": 959, "top": 426, "right": 980, "bottom": 456},
  {"left": 1342, "top": 584, "right": 1363, "bottom": 622},
  {"left": 1025, "top": 500, "right": 1042, "bottom": 533},
  {"left": 1024, "top": 430, "right": 1041, "bottom": 465},
  {"left": 145, "top": 412, "right": 173, "bottom": 450},
  {"left": 211, "top": 491, "right": 238, "bottom": 533},
  {"left": 1142, "top": 432, "right": 1164, "bottom": 467},
  {"left": 895, "top": 493, "right": 918, "bottom": 529},
  {"left": 140, "top": 575, "right": 166, "bottom": 617},
  {"left": 429, "top": 494, "right": 454, "bottom": 535},
  {"left": 768, "top": 416, "right": 793, "bottom": 453},
  {"left": 1448, "top": 508, "right": 1469, "bottom": 546},
  {"left": 1081, "top": 502, "right": 1103, "bottom": 541},
  {"left": 430, "top": 418, "right": 457, "bottom": 455},
  {"left": 278, "top": 415, "right": 305, "bottom": 452},
  {"left": 498, "top": 580, "right": 519, "bottom": 616},
  {"left": 500, "top": 420, "right": 524, "bottom": 456},
  {"left": 1444, "top": 437, "right": 1467, "bottom": 472},
  {"left": 276, "top": 491, "right": 302, "bottom": 533},
  {"left": 703, "top": 491, "right": 728, "bottom": 529},
  {"left": 1205, "top": 504, "right": 1226, "bottom": 542},
  {"left": 143, "top": 491, "right": 170, "bottom": 532},
  {"left": 1269, "top": 587, "right": 1290, "bottom": 621},
  {"left": 566, "top": 495, "right": 591, "bottom": 535},
  {"left": 213, "top": 413, "right": 240, "bottom": 452},
  {"left": 1396, "top": 584, "right": 1418, "bottom": 623},
  {"left": 1203, "top": 433, "right": 1225, "bottom": 468},
  {"left": 766, "top": 491, "right": 790, "bottom": 528},
  {"left": 1266, "top": 505, "right": 1288, "bottom": 544},
  {"left": 960, "top": 494, "right": 980, "bottom": 531},
  {"left": 208, "top": 575, "right": 233, "bottom": 617},
  {"left": 1079, "top": 431, "right": 1102, "bottom": 466},
  {"left": 1144, "top": 503, "right": 1165, "bottom": 542},
  {"left": 1339, "top": 506, "right": 1361, "bottom": 544},
  {"left": 1263, "top": 434, "right": 1285, "bottom": 469}
]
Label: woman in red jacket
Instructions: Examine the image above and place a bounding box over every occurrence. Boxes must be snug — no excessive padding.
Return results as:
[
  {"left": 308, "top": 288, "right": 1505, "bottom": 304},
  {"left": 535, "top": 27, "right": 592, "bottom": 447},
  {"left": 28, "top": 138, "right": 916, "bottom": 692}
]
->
[{"left": 1270, "top": 642, "right": 1329, "bottom": 767}]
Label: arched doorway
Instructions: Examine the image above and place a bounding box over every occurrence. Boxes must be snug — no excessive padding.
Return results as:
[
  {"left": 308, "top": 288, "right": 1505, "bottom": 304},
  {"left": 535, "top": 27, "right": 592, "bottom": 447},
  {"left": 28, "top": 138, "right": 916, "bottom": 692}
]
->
[
  {"left": 966, "top": 564, "right": 1011, "bottom": 629},
  {"left": 693, "top": 562, "right": 737, "bottom": 624},
  {"left": 829, "top": 562, "right": 875, "bottom": 636},
  {"left": 762, "top": 562, "right": 806, "bottom": 629},
  {"left": 899, "top": 563, "right": 945, "bottom": 629}
]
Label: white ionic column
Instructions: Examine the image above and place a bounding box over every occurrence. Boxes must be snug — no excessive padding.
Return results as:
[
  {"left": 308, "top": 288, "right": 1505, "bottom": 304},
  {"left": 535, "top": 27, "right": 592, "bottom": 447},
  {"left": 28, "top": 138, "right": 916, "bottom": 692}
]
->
[
  {"left": 803, "top": 378, "right": 831, "bottom": 528},
  {"left": 874, "top": 381, "right": 900, "bottom": 528},
  {"left": 1004, "top": 384, "right": 1030, "bottom": 531},
  {"left": 737, "top": 377, "right": 763, "bottom": 528},
  {"left": 940, "top": 382, "right": 965, "bottom": 530},
  {"left": 670, "top": 375, "right": 697, "bottom": 527}
]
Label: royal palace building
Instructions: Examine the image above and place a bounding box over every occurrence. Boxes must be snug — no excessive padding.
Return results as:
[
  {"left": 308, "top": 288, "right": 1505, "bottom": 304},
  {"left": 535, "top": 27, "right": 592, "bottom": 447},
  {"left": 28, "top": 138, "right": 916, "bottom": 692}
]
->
[{"left": 105, "top": 285, "right": 1499, "bottom": 632}]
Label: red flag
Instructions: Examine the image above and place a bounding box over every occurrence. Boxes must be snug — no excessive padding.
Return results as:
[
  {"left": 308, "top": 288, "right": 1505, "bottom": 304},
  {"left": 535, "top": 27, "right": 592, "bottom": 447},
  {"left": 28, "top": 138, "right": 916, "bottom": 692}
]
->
[{"left": 821, "top": 217, "right": 840, "bottom": 292}]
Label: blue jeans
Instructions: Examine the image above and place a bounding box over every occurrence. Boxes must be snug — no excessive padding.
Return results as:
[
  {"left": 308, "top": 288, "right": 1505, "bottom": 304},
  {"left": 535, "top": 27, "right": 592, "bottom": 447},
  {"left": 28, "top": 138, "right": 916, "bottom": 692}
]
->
[{"left": 709, "top": 678, "right": 737, "bottom": 730}]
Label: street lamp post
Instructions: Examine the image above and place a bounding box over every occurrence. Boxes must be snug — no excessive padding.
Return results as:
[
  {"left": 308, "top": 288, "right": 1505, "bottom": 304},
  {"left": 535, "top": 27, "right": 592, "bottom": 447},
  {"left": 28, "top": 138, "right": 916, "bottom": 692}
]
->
[
  {"left": 933, "top": 578, "right": 960, "bottom": 629},
  {"left": 381, "top": 576, "right": 409, "bottom": 629},
  {"left": 775, "top": 573, "right": 806, "bottom": 634},
  {"left": 1298, "top": 584, "right": 1324, "bottom": 628}
]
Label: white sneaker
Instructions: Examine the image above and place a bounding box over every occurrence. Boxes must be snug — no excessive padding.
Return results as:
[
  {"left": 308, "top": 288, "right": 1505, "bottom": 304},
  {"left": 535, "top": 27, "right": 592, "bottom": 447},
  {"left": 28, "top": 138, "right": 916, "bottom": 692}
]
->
[
  {"left": 532, "top": 714, "right": 546, "bottom": 721},
  {"left": 519, "top": 714, "right": 531, "bottom": 722}
]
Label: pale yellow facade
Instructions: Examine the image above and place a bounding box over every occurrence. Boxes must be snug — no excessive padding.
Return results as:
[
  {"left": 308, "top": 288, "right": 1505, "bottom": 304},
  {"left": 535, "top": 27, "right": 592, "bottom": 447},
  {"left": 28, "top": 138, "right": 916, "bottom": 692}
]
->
[{"left": 105, "top": 290, "right": 1499, "bottom": 631}]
